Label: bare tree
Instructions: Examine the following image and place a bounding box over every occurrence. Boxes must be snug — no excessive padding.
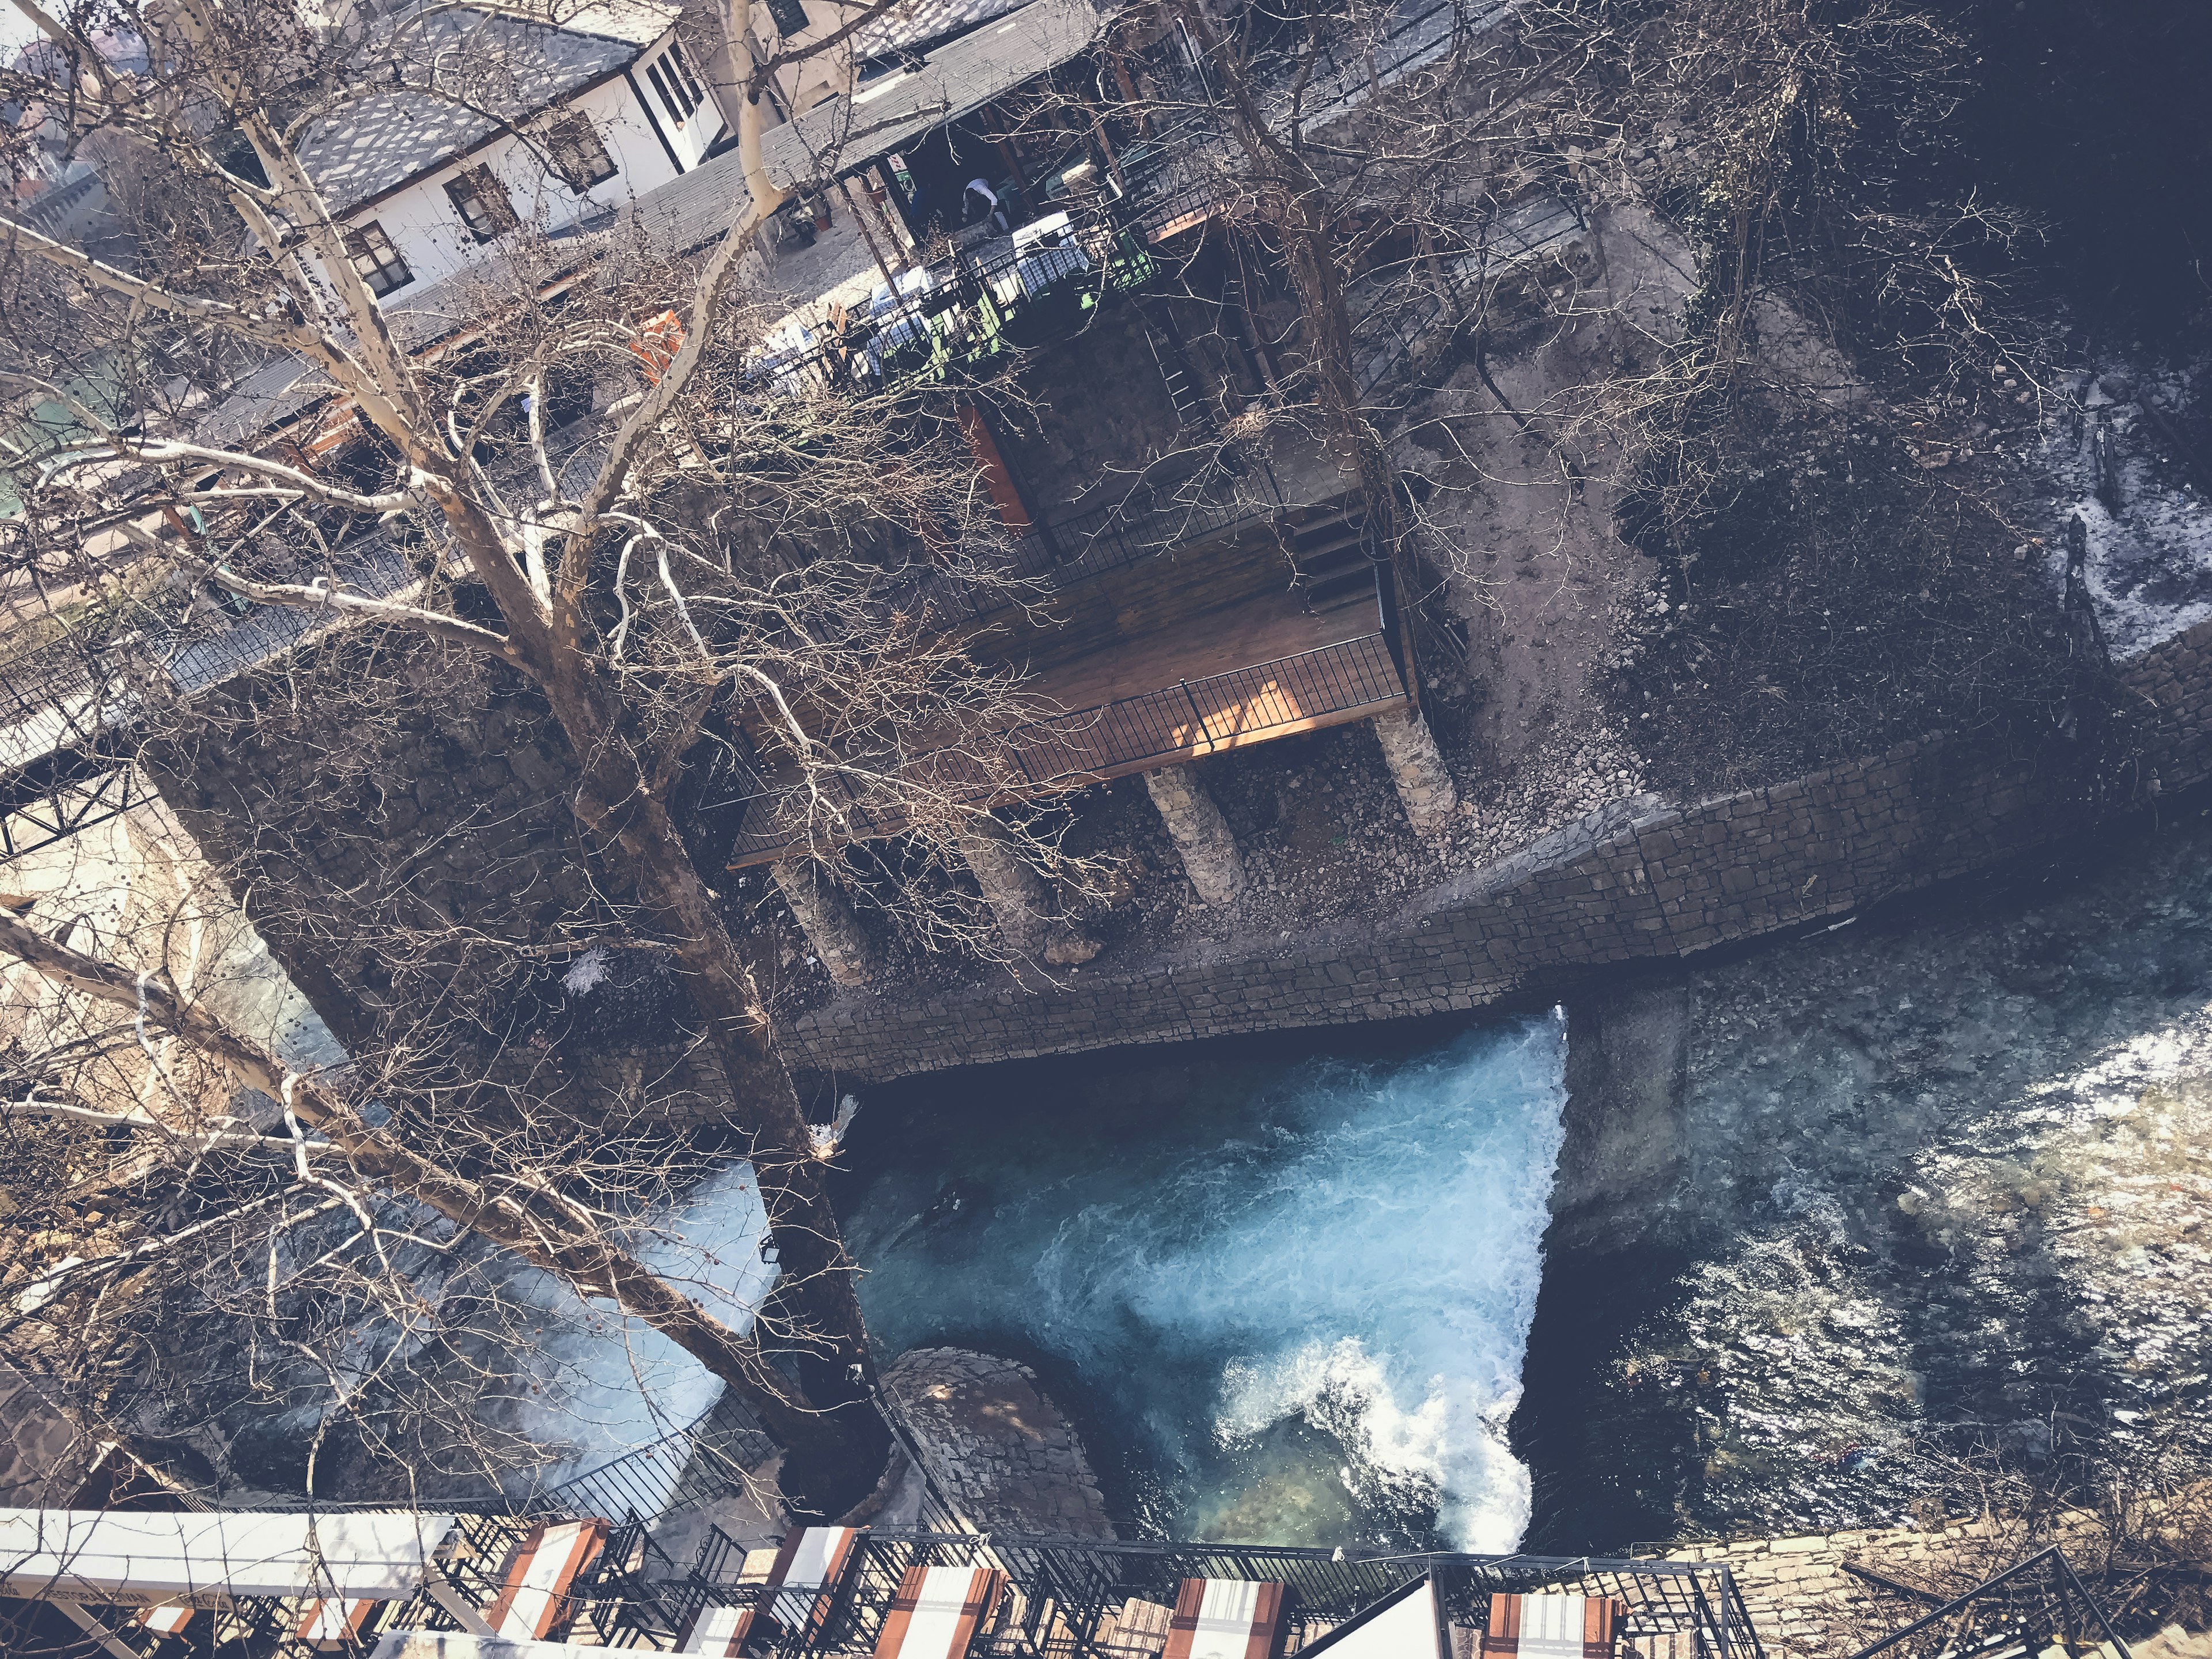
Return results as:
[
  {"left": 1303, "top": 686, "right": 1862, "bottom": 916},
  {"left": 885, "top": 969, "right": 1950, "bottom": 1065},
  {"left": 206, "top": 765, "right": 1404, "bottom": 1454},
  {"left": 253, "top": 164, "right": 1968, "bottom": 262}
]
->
[{"left": 0, "top": 0, "right": 1080, "bottom": 1514}]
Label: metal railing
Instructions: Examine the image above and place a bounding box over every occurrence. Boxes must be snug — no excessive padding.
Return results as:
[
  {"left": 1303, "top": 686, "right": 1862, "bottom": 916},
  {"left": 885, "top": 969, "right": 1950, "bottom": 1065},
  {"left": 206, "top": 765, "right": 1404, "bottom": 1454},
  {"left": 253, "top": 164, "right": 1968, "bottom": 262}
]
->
[
  {"left": 702, "top": 1533, "right": 1766, "bottom": 1659},
  {"left": 724, "top": 588, "right": 1407, "bottom": 865},
  {"left": 524, "top": 1388, "right": 777, "bottom": 1528},
  {"left": 1846, "top": 1547, "right": 2133, "bottom": 1659},
  {"left": 893, "top": 459, "right": 1283, "bottom": 632}
]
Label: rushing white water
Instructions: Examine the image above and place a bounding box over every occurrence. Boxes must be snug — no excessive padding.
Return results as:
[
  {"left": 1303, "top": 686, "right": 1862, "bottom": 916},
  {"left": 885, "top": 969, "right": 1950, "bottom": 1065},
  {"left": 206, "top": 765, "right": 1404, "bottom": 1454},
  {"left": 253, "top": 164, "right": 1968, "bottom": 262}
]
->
[
  {"left": 505, "top": 1159, "right": 774, "bottom": 1508},
  {"left": 846, "top": 1015, "right": 1569, "bottom": 1549}
]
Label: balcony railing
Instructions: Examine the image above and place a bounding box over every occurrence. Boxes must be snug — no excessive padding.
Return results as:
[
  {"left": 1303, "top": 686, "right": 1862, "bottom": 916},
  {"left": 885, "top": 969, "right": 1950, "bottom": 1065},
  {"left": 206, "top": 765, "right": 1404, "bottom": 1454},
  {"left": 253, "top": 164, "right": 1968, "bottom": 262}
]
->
[
  {"left": 664, "top": 1531, "right": 1768, "bottom": 1659},
  {"left": 724, "top": 576, "right": 1407, "bottom": 866},
  {"left": 894, "top": 459, "right": 1284, "bottom": 633}
]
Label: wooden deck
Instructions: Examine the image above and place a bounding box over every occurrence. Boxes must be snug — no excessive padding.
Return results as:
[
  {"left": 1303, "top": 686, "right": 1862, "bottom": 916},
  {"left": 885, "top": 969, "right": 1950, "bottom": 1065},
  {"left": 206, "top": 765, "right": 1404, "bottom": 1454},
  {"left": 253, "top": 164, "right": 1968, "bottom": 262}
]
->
[{"left": 724, "top": 573, "right": 1404, "bottom": 867}]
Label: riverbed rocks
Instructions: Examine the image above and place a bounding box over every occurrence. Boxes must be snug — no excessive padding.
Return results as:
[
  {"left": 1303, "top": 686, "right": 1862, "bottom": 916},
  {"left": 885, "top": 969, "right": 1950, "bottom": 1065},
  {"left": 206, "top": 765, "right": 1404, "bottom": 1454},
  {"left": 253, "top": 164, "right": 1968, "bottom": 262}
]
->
[
  {"left": 1518, "top": 821, "right": 2212, "bottom": 1549},
  {"left": 880, "top": 1347, "right": 1114, "bottom": 1537}
]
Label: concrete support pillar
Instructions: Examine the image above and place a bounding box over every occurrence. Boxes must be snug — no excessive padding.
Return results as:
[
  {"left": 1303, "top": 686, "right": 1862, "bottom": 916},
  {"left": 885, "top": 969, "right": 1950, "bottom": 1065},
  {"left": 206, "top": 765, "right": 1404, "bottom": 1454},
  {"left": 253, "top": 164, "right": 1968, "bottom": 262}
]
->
[
  {"left": 770, "top": 859, "right": 874, "bottom": 987},
  {"left": 956, "top": 816, "right": 1055, "bottom": 956},
  {"left": 1373, "top": 707, "right": 1458, "bottom": 834},
  {"left": 1142, "top": 764, "right": 1244, "bottom": 906}
]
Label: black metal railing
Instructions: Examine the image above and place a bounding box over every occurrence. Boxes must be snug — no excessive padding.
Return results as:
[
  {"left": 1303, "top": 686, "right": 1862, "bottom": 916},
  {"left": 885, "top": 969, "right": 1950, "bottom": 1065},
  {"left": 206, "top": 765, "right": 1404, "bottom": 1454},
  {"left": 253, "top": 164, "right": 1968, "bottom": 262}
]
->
[
  {"left": 522, "top": 1388, "right": 777, "bottom": 1529},
  {"left": 724, "top": 586, "right": 1406, "bottom": 865},
  {"left": 892, "top": 459, "right": 1283, "bottom": 632},
  {"left": 1846, "top": 1547, "right": 2133, "bottom": 1659},
  {"left": 708, "top": 1533, "right": 1766, "bottom": 1659}
]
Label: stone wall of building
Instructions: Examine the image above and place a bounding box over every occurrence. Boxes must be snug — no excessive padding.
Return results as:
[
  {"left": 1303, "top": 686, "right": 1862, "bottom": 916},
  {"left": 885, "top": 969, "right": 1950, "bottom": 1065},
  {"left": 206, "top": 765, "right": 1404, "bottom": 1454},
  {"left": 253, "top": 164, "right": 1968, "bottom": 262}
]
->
[{"left": 142, "top": 601, "right": 2212, "bottom": 1094}]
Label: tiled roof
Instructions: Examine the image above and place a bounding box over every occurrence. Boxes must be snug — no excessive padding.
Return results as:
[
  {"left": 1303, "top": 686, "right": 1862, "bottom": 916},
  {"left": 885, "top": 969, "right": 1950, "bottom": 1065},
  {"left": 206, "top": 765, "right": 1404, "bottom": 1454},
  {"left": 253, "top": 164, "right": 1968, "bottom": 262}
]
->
[
  {"left": 296, "top": 6, "right": 661, "bottom": 216},
  {"left": 190, "top": 143, "right": 757, "bottom": 451},
  {"left": 761, "top": 0, "right": 1101, "bottom": 191},
  {"left": 852, "top": 0, "right": 1032, "bottom": 59}
]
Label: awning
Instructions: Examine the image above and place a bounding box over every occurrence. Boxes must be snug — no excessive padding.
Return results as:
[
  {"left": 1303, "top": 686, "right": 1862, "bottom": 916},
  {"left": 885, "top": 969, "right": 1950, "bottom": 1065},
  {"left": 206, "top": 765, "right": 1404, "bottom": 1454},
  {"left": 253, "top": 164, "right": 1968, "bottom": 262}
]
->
[
  {"left": 370, "top": 1635, "right": 612, "bottom": 1658},
  {"left": 1302, "top": 1574, "right": 1448, "bottom": 1659},
  {"left": 759, "top": 0, "right": 1103, "bottom": 192},
  {"left": 0, "top": 1508, "right": 457, "bottom": 1609}
]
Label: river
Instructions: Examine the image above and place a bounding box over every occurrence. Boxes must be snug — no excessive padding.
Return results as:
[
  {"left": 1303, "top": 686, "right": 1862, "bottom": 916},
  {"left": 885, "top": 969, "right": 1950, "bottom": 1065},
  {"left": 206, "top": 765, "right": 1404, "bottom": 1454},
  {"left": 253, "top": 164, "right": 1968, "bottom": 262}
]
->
[
  {"left": 836, "top": 1018, "right": 1566, "bottom": 1551},
  {"left": 509, "top": 813, "right": 2212, "bottom": 1554}
]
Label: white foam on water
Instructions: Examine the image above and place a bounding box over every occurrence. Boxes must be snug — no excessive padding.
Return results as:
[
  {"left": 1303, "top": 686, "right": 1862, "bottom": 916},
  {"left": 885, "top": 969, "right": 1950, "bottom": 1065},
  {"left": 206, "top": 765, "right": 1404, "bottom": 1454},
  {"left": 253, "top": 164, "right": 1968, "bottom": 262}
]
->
[
  {"left": 509, "top": 1158, "right": 775, "bottom": 1505},
  {"left": 878, "top": 1014, "right": 1570, "bottom": 1549},
  {"left": 1185, "top": 1019, "right": 1568, "bottom": 1550}
]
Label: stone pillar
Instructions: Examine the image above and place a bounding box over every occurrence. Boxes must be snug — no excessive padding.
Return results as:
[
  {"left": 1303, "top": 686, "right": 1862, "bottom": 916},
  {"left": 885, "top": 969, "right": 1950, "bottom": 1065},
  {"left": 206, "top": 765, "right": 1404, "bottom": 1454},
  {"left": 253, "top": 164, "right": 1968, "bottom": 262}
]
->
[
  {"left": 1373, "top": 707, "right": 1458, "bottom": 834},
  {"left": 770, "top": 859, "right": 874, "bottom": 987},
  {"left": 1142, "top": 764, "right": 1244, "bottom": 906},
  {"left": 956, "top": 816, "right": 1054, "bottom": 956}
]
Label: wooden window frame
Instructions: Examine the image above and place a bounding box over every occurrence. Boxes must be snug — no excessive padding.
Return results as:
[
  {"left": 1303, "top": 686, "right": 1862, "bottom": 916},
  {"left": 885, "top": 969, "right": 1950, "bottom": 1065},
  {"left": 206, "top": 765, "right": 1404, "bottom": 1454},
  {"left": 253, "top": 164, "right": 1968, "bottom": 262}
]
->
[
  {"left": 546, "top": 113, "right": 618, "bottom": 191},
  {"left": 344, "top": 221, "right": 412, "bottom": 296},
  {"left": 443, "top": 164, "right": 518, "bottom": 243}
]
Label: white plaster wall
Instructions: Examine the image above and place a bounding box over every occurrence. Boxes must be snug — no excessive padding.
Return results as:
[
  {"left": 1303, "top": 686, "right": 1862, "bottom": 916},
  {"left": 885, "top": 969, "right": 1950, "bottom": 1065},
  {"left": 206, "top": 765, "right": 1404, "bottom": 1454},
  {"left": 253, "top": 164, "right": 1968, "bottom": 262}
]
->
[
  {"left": 749, "top": 0, "right": 868, "bottom": 115},
  {"left": 0, "top": 783, "right": 343, "bottom": 1128},
  {"left": 632, "top": 37, "right": 725, "bottom": 166},
  {"left": 323, "top": 61, "right": 695, "bottom": 300}
]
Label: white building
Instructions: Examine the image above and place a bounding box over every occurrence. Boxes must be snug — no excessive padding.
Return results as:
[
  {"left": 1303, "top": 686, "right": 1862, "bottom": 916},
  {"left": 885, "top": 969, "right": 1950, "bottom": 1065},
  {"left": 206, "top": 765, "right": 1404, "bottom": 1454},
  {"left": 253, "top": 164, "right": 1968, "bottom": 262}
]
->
[{"left": 295, "top": 0, "right": 731, "bottom": 302}]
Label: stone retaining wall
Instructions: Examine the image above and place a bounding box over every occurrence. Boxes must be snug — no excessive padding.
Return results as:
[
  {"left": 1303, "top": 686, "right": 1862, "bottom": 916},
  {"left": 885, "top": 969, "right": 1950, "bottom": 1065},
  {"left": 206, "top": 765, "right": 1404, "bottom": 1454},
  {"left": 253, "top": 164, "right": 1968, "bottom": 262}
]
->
[
  {"left": 783, "top": 617, "right": 2212, "bottom": 1081},
  {"left": 1656, "top": 1509, "right": 2128, "bottom": 1659},
  {"left": 146, "top": 602, "right": 2212, "bottom": 1090}
]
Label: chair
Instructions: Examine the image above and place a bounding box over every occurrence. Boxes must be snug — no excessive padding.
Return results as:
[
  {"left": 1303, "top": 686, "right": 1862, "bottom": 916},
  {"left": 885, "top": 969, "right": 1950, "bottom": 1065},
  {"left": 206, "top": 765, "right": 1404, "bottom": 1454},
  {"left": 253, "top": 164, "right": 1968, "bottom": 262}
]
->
[
  {"left": 872, "top": 1563, "right": 1006, "bottom": 1658},
  {"left": 677, "top": 1599, "right": 757, "bottom": 1656},
  {"left": 763, "top": 1525, "right": 866, "bottom": 1641},
  {"left": 1097, "top": 1595, "right": 1176, "bottom": 1654},
  {"left": 296, "top": 1597, "right": 376, "bottom": 1649},
  {"left": 134, "top": 1605, "right": 195, "bottom": 1638},
  {"left": 483, "top": 1518, "right": 609, "bottom": 1641},
  {"left": 1163, "top": 1578, "right": 1289, "bottom": 1659},
  {"left": 1480, "top": 1593, "right": 1626, "bottom": 1659}
]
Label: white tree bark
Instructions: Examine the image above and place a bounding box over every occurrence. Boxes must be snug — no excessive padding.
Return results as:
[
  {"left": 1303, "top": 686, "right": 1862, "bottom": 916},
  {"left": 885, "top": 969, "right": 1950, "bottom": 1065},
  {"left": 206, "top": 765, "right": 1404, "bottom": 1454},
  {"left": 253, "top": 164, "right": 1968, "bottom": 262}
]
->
[
  {"left": 770, "top": 859, "right": 874, "bottom": 987},
  {"left": 1373, "top": 708, "right": 1459, "bottom": 834},
  {"left": 1143, "top": 764, "right": 1245, "bottom": 905}
]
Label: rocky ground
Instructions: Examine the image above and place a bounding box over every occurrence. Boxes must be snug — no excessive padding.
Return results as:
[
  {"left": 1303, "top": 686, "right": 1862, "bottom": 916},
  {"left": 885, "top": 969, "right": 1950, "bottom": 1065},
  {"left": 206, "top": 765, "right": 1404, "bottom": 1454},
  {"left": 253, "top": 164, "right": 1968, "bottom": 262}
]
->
[
  {"left": 1516, "top": 809, "right": 2212, "bottom": 1551},
  {"left": 737, "top": 158, "right": 2212, "bottom": 1048}
]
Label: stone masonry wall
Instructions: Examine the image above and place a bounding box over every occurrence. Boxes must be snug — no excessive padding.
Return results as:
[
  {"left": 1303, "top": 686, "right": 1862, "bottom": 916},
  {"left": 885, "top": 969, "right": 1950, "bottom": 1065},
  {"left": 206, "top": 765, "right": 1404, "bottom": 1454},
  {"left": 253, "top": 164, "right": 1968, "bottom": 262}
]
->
[
  {"left": 1644, "top": 1503, "right": 2183, "bottom": 1659},
  {"left": 786, "top": 609, "right": 2212, "bottom": 1079},
  {"left": 142, "top": 635, "right": 734, "bottom": 1126},
  {"left": 145, "top": 605, "right": 2212, "bottom": 1093}
]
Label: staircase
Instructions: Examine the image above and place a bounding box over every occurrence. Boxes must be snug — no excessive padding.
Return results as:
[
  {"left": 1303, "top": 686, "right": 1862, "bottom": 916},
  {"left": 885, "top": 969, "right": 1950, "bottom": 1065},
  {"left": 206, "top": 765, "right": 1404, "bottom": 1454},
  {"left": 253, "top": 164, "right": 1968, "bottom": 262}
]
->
[
  {"left": 1281, "top": 502, "right": 1384, "bottom": 618},
  {"left": 1138, "top": 299, "right": 1218, "bottom": 438}
]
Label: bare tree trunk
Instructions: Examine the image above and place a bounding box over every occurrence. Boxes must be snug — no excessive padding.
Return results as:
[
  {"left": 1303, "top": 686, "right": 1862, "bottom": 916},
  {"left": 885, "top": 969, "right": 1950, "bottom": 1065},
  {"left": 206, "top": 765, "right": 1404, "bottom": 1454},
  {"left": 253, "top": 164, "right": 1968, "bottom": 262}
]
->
[{"left": 0, "top": 909, "right": 876, "bottom": 1508}]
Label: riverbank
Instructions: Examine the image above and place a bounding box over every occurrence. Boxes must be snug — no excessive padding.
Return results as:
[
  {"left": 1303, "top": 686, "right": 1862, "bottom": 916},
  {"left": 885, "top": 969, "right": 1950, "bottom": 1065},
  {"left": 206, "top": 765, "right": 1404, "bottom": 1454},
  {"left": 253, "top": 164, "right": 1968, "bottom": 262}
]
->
[
  {"left": 787, "top": 601, "right": 2212, "bottom": 1082},
  {"left": 1516, "top": 807, "right": 2212, "bottom": 1551}
]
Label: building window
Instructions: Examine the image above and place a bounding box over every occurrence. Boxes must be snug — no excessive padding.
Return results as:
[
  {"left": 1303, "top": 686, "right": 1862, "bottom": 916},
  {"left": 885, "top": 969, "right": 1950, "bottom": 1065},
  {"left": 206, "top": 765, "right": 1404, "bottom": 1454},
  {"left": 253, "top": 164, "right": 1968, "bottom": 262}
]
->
[
  {"left": 344, "top": 222, "right": 412, "bottom": 296},
  {"left": 443, "top": 164, "right": 518, "bottom": 243},
  {"left": 645, "top": 43, "right": 705, "bottom": 127},
  {"left": 765, "top": 0, "right": 808, "bottom": 37},
  {"left": 546, "top": 113, "right": 617, "bottom": 191}
]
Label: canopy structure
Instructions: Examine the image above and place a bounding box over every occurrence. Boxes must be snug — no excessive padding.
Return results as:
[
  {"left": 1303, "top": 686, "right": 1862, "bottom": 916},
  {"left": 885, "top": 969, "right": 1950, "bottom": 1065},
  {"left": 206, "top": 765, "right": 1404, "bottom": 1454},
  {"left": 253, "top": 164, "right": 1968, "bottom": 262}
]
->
[
  {"left": 0, "top": 1508, "right": 457, "bottom": 1609},
  {"left": 758, "top": 0, "right": 1102, "bottom": 191},
  {"left": 1302, "top": 1574, "right": 1449, "bottom": 1659},
  {"left": 370, "top": 1635, "right": 609, "bottom": 1659}
]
